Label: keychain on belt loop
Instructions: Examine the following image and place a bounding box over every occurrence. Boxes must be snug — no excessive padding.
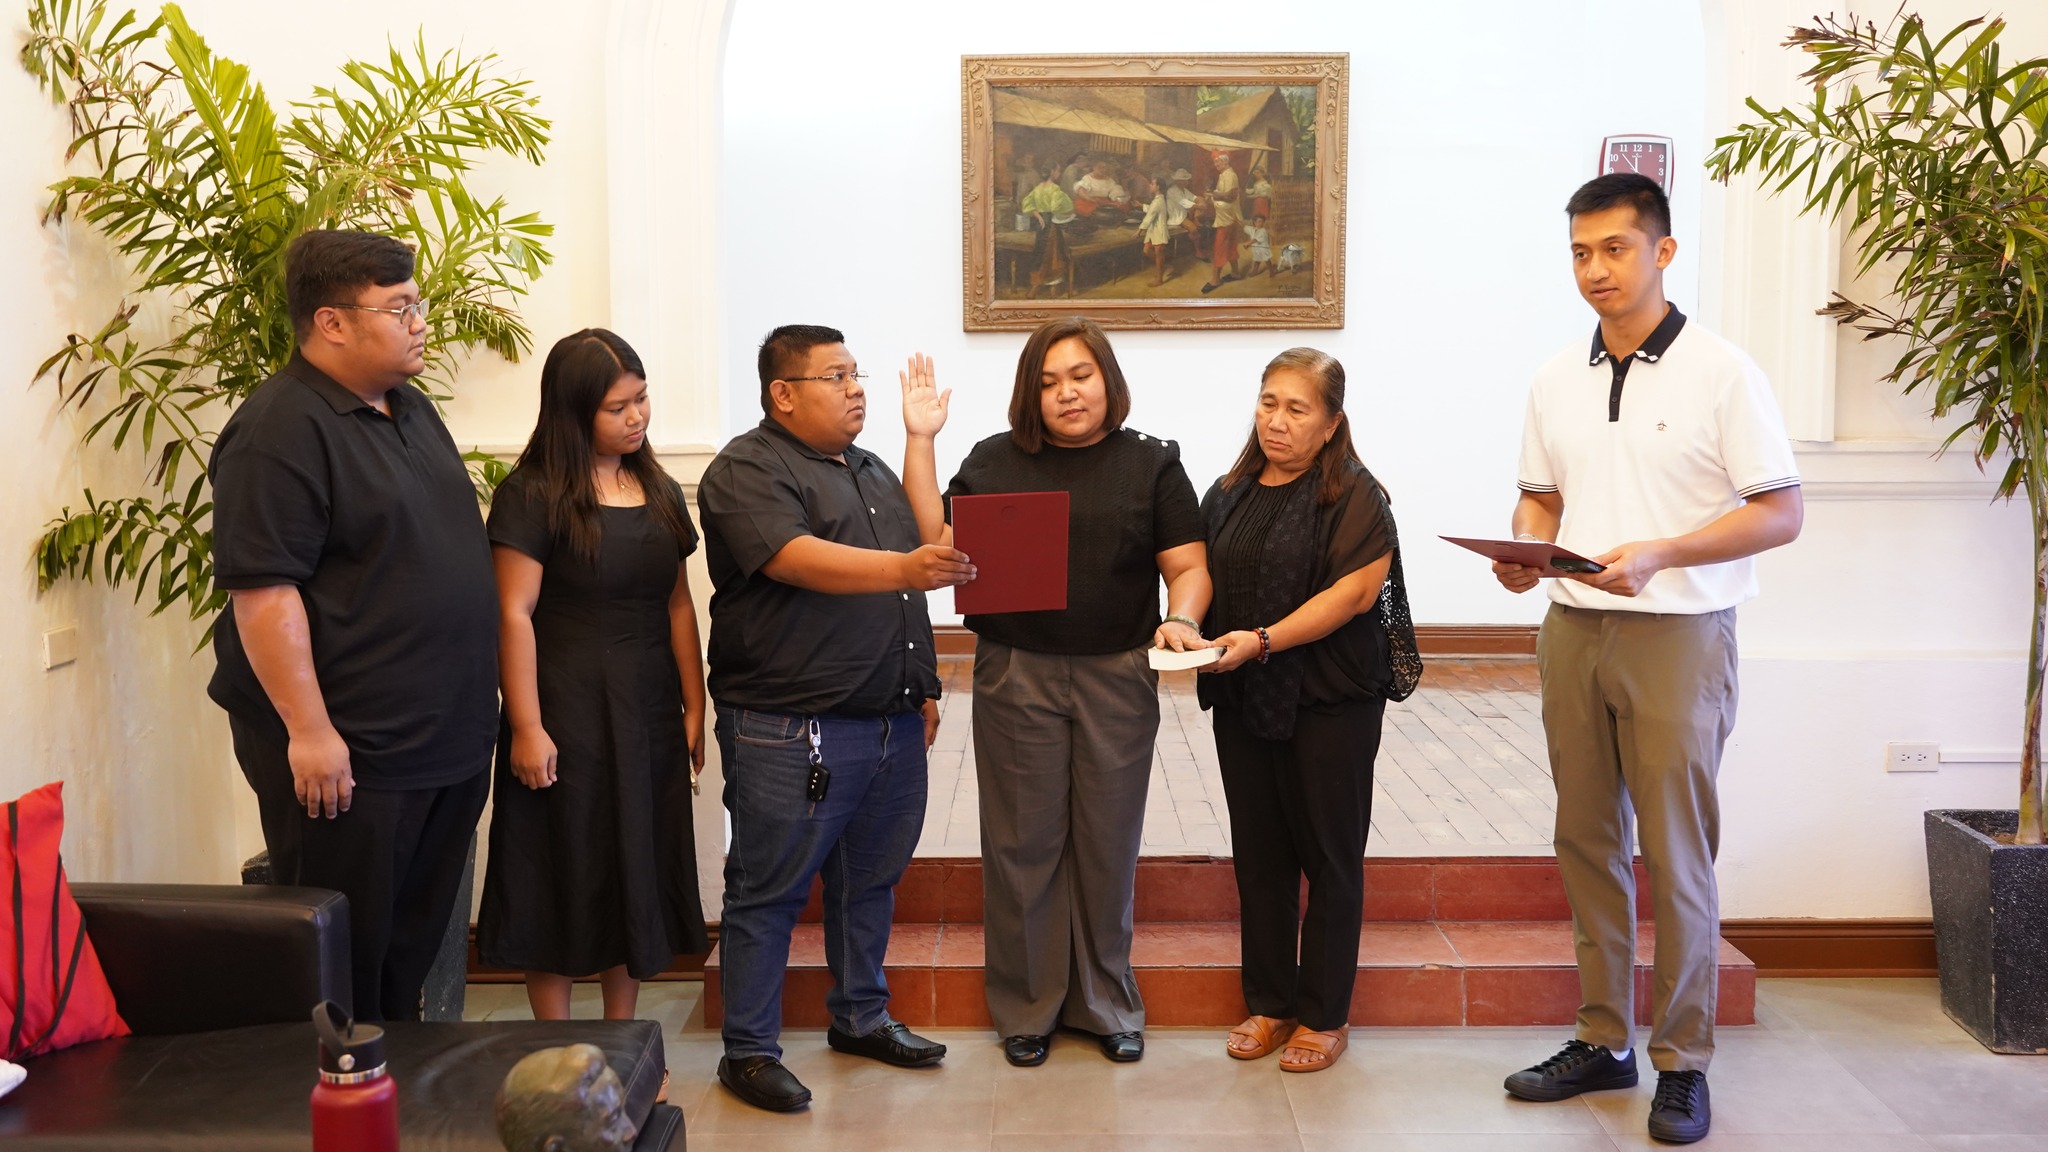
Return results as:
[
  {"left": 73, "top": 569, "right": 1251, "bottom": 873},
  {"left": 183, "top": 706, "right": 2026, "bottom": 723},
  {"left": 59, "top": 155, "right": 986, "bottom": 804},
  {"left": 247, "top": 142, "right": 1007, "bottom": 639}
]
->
[{"left": 805, "top": 717, "right": 831, "bottom": 817}]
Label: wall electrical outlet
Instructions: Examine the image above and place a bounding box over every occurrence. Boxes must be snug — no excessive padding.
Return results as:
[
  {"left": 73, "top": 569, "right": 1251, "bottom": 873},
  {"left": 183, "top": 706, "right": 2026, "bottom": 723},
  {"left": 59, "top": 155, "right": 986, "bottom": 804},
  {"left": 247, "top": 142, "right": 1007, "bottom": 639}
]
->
[
  {"left": 42, "top": 626, "right": 78, "bottom": 670},
  {"left": 1885, "top": 741, "right": 1940, "bottom": 772}
]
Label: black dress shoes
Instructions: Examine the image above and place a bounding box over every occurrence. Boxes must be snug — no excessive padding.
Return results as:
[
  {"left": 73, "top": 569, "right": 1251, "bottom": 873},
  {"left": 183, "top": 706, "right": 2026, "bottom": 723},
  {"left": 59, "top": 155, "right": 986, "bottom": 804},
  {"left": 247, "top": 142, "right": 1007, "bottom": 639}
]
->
[
  {"left": 1503, "top": 1039, "right": 1638, "bottom": 1102},
  {"left": 717, "top": 1055, "right": 812, "bottom": 1112},
  {"left": 826, "top": 1021, "right": 948, "bottom": 1067},
  {"left": 1098, "top": 1030, "right": 1144, "bottom": 1062},
  {"left": 1003, "top": 1034, "right": 1051, "bottom": 1066}
]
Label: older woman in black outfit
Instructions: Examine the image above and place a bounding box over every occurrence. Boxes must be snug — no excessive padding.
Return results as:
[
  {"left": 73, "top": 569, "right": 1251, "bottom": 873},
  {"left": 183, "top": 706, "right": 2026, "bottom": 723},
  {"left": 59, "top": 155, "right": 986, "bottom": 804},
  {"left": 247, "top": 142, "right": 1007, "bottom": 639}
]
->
[{"left": 1198, "top": 347, "right": 1420, "bottom": 1073}]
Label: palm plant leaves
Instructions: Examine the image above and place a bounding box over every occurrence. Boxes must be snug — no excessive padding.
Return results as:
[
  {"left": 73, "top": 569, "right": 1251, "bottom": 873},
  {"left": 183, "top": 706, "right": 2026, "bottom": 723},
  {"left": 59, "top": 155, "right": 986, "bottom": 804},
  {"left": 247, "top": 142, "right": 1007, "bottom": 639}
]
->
[
  {"left": 1707, "top": 13, "right": 2048, "bottom": 842},
  {"left": 19, "top": 0, "right": 552, "bottom": 625}
]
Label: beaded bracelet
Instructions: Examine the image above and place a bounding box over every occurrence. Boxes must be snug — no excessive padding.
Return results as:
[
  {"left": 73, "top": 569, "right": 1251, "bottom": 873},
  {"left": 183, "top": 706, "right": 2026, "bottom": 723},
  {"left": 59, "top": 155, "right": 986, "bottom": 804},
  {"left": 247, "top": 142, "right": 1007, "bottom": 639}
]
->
[
  {"left": 1254, "top": 626, "right": 1271, "bottom": 664},
  {"left": 1164, "top": 613, "right": 1201, "bottom": 631}
]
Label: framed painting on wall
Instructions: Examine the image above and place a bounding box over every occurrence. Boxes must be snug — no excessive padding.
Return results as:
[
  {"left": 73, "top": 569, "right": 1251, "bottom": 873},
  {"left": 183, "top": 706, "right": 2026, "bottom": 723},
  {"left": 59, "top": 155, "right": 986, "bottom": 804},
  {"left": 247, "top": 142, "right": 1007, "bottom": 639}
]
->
[{"left": 961, "top": 53, "right": 1348, "bottom": 331}]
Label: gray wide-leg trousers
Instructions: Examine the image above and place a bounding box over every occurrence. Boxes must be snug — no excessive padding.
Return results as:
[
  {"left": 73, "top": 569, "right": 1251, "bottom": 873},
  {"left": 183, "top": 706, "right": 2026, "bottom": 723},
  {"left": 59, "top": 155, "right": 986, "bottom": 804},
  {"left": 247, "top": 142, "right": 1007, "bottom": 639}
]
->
[{"left": 972, "top": 638, "right": 1159, "bottom": 1037}]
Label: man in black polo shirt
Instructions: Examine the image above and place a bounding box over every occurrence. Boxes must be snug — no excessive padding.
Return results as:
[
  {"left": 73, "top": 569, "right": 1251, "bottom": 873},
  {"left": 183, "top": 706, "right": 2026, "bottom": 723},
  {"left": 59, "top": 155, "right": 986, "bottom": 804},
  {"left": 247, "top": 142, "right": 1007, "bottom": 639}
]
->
[
  {"left": 208, "top": 230, "right": 497, "bottom": 1022},
  {"left": 698, "top": 324, "right": 974, "bottom": 1112}
]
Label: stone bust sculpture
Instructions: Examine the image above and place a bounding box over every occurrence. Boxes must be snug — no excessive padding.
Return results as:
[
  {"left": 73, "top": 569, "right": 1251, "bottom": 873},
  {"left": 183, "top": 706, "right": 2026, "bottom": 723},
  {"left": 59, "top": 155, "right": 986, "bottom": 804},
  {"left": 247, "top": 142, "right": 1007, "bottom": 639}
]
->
[{"left": 494, "top": 1044, "right": 640, "bottom": 1152}]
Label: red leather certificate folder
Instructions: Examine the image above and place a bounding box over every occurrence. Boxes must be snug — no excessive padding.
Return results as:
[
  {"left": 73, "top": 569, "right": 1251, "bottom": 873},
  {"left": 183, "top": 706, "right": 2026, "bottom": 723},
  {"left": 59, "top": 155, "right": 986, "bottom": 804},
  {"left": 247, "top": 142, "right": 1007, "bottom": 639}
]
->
[{"left": 951, "top": 491, "right": 1069, "bottom": 615}]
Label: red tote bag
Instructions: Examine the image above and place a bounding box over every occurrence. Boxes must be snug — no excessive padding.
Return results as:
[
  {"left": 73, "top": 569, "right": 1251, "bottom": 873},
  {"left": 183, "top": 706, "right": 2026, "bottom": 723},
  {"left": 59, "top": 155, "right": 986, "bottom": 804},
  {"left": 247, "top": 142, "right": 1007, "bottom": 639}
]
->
[{"left": 0, "top": 782, "right": 129, "bottom": 1059}]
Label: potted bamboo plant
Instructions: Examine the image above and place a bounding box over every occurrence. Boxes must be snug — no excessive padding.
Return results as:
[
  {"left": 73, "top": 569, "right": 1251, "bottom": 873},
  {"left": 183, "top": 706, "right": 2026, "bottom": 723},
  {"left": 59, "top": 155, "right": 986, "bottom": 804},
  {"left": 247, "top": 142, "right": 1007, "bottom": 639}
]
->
[
  {"left": 1707, "top": 11, "right": 2047, "bottom": 1053},
  {"left": 19, "top": 0, "right": 552, "bottom": 622}
]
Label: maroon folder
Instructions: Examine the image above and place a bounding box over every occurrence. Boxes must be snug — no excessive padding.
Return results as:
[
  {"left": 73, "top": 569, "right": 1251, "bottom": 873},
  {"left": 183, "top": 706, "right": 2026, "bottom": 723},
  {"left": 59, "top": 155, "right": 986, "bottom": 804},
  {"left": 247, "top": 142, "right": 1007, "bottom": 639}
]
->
[{"left": 951, "top": 491, "right": 1069, "bottom": 615}]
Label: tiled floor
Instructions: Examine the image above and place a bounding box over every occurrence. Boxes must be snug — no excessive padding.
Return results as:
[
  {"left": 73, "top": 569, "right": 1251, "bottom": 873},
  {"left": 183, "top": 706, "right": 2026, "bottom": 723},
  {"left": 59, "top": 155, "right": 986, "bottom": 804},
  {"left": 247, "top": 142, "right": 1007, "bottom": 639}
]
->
[
  {"left": 464, "top": 977, "right": 2048, "bottom": 1150},
  {"left": 920, "top": 656, "right": 1555, "bottom": 858}
]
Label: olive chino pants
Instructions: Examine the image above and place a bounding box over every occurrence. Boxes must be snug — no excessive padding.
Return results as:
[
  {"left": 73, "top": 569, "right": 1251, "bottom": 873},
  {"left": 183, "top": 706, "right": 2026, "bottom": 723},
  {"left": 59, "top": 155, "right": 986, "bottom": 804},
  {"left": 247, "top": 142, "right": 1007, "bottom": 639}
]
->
[{"left": 1538, "top": 603, "right": 1738, "bottom": 1073}]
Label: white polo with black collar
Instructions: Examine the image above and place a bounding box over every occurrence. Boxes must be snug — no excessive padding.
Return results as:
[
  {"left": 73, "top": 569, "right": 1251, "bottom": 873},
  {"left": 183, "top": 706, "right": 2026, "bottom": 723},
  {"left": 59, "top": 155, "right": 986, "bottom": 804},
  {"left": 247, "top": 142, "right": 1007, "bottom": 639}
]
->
[{"left": 1516, "top": 306, "right": 1800, "bottom": 615}]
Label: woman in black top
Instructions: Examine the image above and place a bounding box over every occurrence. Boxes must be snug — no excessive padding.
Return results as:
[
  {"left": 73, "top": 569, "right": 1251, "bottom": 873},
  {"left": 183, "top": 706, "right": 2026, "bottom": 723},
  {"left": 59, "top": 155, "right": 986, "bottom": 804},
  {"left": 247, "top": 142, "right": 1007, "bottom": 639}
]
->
[
  {"left": 477, "top": 329, "right": 710, "bottom": 1024},
  {"left": 901, "top": 317, "right": 1211, "bottom": 1066},
  {"left": 1198, "top": 347, "right": 1420, "bottom": 1073}
]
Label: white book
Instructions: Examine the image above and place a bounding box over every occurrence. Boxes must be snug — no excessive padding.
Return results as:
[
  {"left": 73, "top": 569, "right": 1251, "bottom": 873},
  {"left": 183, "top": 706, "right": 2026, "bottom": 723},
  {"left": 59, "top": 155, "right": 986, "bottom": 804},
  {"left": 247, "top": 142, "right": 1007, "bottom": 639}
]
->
[{"left": 1148, "top": 646, "right": 1224, "bottom": 671}]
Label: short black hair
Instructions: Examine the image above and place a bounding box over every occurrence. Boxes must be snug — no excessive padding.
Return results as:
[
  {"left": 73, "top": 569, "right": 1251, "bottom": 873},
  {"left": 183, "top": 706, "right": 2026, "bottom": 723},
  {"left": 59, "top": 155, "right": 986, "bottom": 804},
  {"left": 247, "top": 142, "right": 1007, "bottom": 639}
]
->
[
  {"left": 285, "top": 230, "right": 416, "bottom": 342},
  {"left": 1564, "top": 173, "right": 1671, "bottom": 240},
  {"left": 756, "top": 324, "right": 846, "bottom": 412},
  {"left": 1006, "top": 316, "right": 1131, "bottom": 454}
]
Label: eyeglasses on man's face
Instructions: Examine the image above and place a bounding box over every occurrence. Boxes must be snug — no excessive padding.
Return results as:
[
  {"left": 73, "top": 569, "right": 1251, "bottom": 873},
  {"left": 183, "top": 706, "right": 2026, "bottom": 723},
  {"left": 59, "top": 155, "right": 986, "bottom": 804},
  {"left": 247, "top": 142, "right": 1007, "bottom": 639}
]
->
[
  {"left": 784, "top": 370, "right": 868, "bottom": 391},
  {"left": 330, "top": 299, "right": 431, "bottom": 325}
]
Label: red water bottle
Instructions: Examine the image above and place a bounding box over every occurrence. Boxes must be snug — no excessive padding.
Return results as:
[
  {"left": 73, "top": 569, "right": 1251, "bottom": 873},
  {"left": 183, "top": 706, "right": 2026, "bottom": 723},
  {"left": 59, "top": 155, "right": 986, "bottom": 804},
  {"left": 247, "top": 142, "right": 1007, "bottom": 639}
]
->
[{"left": 311, "top": 1000, "right": 399, "bottom": 1152}]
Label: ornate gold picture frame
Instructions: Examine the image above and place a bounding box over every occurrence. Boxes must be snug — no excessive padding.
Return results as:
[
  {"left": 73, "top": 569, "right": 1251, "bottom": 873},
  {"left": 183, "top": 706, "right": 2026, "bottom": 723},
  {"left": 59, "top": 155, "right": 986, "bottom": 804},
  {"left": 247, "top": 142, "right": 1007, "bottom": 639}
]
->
[{"left": 962, "top": 53, "right": 1348, "bottom": 331}]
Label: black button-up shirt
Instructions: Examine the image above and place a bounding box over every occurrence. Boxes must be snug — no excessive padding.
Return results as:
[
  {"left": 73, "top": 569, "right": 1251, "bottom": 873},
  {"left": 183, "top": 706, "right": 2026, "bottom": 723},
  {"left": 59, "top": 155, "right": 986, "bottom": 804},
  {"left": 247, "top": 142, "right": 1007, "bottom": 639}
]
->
[
  {"left": 698, "top": 418, "right": 939, "bottom": 716},
  {"left": 207, "top": 354, "right": 498, "bottom": 789}
]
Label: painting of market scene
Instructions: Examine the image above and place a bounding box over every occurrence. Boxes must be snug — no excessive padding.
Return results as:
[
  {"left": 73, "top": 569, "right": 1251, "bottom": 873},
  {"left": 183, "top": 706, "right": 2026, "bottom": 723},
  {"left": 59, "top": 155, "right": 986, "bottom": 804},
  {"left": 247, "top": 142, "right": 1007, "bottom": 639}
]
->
[{"left": 963, "top": 56, "right": 1346, "bottom": 329}]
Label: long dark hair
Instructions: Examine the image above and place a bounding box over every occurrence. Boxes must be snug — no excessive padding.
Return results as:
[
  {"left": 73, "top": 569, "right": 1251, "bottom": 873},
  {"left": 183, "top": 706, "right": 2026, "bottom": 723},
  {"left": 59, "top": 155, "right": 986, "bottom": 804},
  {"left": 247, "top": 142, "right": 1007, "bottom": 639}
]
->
[
  {"left": 1006, "top": 316, "right": 1133, "bottom": 453},
  {"left": 1220, "top": 347, "right": 1364, "bottom": 506},
  {"left": 511, "top": 328, "right": 693, "bottom": 563}
]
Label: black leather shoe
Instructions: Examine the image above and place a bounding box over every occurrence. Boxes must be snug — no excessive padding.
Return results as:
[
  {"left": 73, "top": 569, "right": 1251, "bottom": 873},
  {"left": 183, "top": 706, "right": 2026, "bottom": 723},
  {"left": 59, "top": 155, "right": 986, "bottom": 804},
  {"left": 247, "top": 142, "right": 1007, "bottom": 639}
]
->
[
  {"left": 1647, "top": 1070, "right": 1710, "bottom": 1144},
  {"left": 826, "top": 1021, "right": 947, "bottom": 1067},
  {"left": 1099, "top": 1030, "right": 1144, "bottom": 1062},
  {"left": 1503, "top": 1039, "right": 1638, "bottom": 1101},
  {"left": 1003, "top": 1034, "right": 1051, "bottom": 1066},
  {"left": 717, "top": 1055, "right": 812, "bottom": 1112}
]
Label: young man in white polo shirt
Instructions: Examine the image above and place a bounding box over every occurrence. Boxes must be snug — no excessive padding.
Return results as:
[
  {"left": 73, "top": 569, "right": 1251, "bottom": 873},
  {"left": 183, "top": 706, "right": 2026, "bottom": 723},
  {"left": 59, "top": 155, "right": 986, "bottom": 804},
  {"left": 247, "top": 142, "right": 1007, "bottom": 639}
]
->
[{"left": 1492, "top": 173, "right": 1803, "bottom": 1145}]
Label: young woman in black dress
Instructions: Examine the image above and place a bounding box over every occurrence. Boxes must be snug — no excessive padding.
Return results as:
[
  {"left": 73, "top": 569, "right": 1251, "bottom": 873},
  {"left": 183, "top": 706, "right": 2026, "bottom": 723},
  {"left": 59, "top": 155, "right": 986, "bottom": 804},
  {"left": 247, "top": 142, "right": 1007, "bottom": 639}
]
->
[{"left": 478, "top": 328, "right": 709, "bottom": 1021}]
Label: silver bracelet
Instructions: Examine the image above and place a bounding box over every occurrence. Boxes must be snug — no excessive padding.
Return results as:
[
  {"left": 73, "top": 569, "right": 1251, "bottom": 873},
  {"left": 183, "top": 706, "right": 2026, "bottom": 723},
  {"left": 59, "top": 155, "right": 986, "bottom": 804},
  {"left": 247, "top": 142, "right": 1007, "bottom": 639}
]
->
[{"left": 1164, "top": 613, "right": 1201, "bottom": 630}]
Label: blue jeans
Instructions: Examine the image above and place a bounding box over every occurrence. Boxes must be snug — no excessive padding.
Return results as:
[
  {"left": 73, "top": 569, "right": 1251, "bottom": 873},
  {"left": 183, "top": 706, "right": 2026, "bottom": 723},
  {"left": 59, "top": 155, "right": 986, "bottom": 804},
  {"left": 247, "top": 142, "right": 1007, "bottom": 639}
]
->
[{"left": 715, "top": 706, "right": 929, "bottom": 1060}]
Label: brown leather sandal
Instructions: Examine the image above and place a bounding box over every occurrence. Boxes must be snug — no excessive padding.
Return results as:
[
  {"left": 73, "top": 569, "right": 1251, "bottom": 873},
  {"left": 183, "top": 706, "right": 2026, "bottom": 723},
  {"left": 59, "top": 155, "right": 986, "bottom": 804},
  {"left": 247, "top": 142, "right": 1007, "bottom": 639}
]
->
[
  {"left": 1225, "top": 1014, "right": 1297, "bottom": 1060},
  {"left": 1278, "top": 1025, "right": 1348, "bottom": 1073}
]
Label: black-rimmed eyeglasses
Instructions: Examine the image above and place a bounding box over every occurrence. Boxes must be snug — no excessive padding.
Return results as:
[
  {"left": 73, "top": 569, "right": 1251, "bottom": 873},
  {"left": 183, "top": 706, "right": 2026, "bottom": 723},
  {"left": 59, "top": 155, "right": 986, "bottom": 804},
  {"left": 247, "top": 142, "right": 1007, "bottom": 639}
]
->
[
  {"left": 784, "top": 371, "right": 868, "bottom": 390},
  {"left": 330, "top": 300, "right": 430, "bottom": 324}
]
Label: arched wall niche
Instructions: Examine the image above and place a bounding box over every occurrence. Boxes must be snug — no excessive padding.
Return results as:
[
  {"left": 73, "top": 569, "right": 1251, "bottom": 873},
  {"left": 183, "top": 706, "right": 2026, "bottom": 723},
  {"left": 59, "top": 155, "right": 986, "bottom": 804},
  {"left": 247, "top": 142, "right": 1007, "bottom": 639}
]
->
[
  {"left": 605, "top": 0, "right": 1860, "bottom": 915},
  {"left": 610, "top": 0, "right": 2031, "bottom": 918},
  {"left": 604, "top": 0, "right": 1844, "bottom": 453}
]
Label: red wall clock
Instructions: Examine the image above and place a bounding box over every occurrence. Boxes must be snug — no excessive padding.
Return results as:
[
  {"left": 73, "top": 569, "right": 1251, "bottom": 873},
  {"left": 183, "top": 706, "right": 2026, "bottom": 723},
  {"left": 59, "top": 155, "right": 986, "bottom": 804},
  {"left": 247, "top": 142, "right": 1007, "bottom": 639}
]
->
[{"left": 1599, "top": 135, "right": 1673, "bottom": 195}]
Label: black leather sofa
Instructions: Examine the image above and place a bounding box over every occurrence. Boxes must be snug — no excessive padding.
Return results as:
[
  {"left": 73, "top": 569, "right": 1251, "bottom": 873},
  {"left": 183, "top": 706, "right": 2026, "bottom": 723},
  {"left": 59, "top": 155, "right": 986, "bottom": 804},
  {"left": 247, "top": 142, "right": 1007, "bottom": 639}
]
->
[{"left": 0, "top": 884, "right": 684, "bottom": 1150}]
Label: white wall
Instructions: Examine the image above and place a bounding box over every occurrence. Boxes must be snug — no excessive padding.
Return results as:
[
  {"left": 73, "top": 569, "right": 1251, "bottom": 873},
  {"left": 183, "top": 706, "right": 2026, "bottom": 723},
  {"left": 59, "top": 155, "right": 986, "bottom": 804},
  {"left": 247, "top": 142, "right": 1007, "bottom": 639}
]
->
[
  {"left": 720, "top": 0, "right": 1709, "bottom": 628},
  {"left": 8, "top": 0, "right": 2048, "bottom": 924},
  {"left": 716, "top": 0, "right": 2048, "bottom": 921},
  {"left": 0, "top": 0, "right": 621, "bottom": 882},
  {"left": 1711, "top": 0, "right": 2048, "bottom": 916},
  {"left": 1, "top": 39, "right": 247, "bottom": 882}
]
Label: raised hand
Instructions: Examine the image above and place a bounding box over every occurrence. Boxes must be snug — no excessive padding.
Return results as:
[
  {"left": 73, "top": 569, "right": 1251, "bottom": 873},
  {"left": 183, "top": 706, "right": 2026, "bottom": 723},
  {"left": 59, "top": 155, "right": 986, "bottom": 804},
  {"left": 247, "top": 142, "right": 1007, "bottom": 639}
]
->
[{"left": 900, "top": 352, "right": 951, "bottom": 439}]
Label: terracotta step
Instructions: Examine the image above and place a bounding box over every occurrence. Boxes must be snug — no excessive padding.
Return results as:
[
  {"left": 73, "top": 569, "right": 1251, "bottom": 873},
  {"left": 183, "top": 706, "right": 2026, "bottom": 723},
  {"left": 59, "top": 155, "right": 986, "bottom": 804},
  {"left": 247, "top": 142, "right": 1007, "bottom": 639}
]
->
[
  {"left": 701, "top": 919, "right": 1756, "bottom": 1029},
  {"left": 795, "top": 855, "right": 1653, "bottom": 925}
]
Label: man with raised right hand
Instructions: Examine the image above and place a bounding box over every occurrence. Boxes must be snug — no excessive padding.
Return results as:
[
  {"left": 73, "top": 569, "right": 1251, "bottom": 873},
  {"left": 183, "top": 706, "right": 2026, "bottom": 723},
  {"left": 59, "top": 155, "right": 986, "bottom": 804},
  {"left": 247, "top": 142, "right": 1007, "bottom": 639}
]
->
[{"left": 697, "top": 324, "right": 974, "bottom": 1112}]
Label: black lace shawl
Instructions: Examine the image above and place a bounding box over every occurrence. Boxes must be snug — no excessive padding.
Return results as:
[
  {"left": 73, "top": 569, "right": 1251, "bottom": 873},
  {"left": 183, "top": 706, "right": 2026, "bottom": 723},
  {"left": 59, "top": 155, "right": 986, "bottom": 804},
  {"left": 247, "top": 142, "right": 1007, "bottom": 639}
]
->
[{"left": 1199, "top": 462, "right": 1421, "bottom": 740}]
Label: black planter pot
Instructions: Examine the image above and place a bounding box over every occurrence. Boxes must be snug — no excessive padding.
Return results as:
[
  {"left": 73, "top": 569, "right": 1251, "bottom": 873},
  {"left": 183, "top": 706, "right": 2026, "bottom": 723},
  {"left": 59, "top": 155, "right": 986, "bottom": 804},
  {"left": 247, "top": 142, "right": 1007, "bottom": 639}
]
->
[{"left": 1925, "top": 809, "right": 2048, "bottom": 1054}]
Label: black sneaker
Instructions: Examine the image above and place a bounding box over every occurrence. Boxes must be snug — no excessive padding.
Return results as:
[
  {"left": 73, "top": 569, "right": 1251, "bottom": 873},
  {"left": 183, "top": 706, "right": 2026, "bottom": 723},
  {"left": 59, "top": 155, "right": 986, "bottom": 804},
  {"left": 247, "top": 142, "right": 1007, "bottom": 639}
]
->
[
  {"left": 717, "top": 1054, "right": 812, "bottom": 1112},
  {"left": 1647, "top": 1069, "right": 1711, "bottom": 1144},
  {"left": 1503, "top": 1039, "right": 1639, "bottom": 1101}
]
